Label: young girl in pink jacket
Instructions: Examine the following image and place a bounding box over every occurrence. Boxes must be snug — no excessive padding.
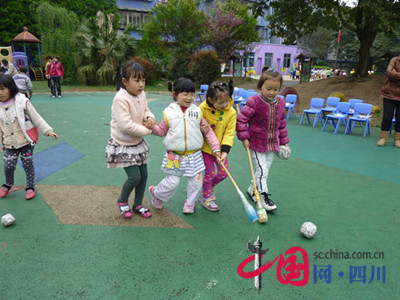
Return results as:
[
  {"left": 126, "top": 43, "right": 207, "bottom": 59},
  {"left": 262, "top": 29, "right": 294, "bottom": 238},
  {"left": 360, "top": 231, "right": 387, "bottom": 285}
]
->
[
  {"left": 105, "top": 61, "right": 155, "bottom": 219},
  {"left": 236, "top": 71, "right": 289, "bottom": 212},
  {"left": 149, "top": 78, "right": 220, "bottom": 214}
]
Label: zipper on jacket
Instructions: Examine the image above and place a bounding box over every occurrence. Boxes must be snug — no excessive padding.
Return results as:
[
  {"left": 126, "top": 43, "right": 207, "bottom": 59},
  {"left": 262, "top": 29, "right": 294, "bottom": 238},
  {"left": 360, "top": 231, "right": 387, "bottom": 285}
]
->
[{"left": 183, "top": 113, "right": 187, "bottom": 153}]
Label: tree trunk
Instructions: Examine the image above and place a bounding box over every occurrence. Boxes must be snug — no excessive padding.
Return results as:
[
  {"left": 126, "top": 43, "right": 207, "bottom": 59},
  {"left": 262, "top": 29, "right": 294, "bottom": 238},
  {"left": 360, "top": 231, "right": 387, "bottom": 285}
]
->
[{"left": 356, "top": 13, "right": 377, "bottom": 77}]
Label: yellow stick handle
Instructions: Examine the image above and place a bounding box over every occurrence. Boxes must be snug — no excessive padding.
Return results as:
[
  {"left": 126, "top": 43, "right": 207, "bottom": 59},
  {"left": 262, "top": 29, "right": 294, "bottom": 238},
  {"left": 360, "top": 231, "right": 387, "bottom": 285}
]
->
[
  {"left": 236, "top": 104, "right": 240, "bottom": 114},
  {"left": 220, "top": 162, "right": 239, "bottom": 190}
]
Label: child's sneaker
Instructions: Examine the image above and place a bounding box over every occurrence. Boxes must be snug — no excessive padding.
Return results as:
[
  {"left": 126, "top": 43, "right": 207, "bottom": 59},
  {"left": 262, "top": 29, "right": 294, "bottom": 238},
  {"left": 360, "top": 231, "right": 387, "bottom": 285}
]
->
[
  {"left": 260, "top": 192, "right": 277, "bottom": 212},
  {"left": 201, "top": 198, "right": 219, "bottom": 211},
  {"left": 247, "top": 184, "right": 255, "bottom": 201},
  {"left": 118, "top": 203, "right": 133, "bottom": 219},
  {"left": 149, "top": 186, "right": 163, "bottom": 209},
  {"left": 182, "top": 200, "right": 194, "bottom": 214}
]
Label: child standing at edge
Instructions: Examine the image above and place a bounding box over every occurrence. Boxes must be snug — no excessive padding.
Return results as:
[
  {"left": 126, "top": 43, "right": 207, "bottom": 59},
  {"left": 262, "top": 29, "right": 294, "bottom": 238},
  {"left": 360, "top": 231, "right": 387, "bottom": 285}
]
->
[
  {"left": 236, "top": 71, "right": 289, "bottom": 212},
  {"left": 199, "top": 81, "right": 236, "bottom": 211},
  {"left": 46, "top": 56, "right": 64, "bottom": 98},
  {"left": 0, "top": 74, "right": 58, "bottom": 200},
  {"left": 149, "top": 78, "right": 220, "bottom": 214},
  {"left": 105, "top": 62, "right": 155, "bottom": 219}
]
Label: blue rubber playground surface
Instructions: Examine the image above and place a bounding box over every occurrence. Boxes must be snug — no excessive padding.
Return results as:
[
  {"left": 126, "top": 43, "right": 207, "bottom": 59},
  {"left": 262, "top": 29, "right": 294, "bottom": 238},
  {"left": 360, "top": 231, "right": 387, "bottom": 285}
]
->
[{"left": 0, "top": 91, "right": 399, "bottom": 299}]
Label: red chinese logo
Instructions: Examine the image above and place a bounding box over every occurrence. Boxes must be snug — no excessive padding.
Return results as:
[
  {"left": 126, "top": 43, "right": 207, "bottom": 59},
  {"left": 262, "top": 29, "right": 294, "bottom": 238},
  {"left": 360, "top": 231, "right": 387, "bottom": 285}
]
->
[{"left": 237, "top": 246, "right": 309, "bottom": 286}]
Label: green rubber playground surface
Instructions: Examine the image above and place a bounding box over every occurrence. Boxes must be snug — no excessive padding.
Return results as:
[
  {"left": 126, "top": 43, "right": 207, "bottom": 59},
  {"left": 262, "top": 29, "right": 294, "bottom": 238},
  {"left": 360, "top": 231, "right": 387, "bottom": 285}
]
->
[{"left": 0, "top": 92, "right": 399, "bottom": 299}]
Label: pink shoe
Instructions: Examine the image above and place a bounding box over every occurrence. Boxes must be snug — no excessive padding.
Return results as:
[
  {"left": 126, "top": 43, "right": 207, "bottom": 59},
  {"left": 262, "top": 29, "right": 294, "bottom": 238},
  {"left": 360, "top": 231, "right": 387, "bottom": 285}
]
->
[
  {"left": 133, "top": 205, "right": 152, "bottom": 218},
  {"left": 149, "top": 186, "right": 163, "bottom": 209},
  {"left": 118, "top": 203, "right": 133, "bottom": 219},
  {"left": 201, "top": 198, "right": 219, "bottom": 212},
  {"left": 25, "top": 188, "right": 36, "bottom": 200},
  {"left": 0, "top": 185, "right": 11, "bottom": 198},
  {"left": 182, "top": 200, "right": 194, "bottom": 214}
]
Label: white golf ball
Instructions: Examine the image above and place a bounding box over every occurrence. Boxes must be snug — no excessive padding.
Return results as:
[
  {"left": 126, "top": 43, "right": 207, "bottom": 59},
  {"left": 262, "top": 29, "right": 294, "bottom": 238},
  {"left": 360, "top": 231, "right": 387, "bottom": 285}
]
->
[{"left": 300, "top": 222, "right": 317, "bottom": 238}]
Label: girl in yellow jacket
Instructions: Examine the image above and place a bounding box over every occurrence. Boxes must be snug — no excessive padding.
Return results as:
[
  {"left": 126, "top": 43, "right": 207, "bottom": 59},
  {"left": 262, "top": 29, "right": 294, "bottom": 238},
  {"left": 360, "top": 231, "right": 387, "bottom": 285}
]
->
[{"left": 199, "top": 81, "right": 236, "bottom": 211}]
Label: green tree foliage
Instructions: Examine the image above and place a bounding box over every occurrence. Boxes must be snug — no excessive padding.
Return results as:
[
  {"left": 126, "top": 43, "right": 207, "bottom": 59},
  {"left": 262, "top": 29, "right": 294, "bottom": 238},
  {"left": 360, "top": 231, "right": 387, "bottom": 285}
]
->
[
  {"left": 252, "top": 0, "right": 400, "bottom": 77},
  {"left": 50, "top": 0, "right": 118, "bottom": 20},
  {"left": 36, "top": 2, "right": 79, "bottom": 55},
  {"left": 202, "top": 0, "right": 259, "bottom": 61},
  {"left": 297, "top": 27, "right": 335, "bottom": 59},
  {"left": 0, "top": 0, "right": 40, "bottom": 45},
  {"left": 144, "top": 0, "right": 205, "bottom": 53},
  {"left": 73, "top": 12, "right": 138, "bottom": 85},
  {"left": 188, "top": 50, "right": 221, "bottom": 84},
  {"left": 141, "top": 0, "right": 205, "bottom": 78}
]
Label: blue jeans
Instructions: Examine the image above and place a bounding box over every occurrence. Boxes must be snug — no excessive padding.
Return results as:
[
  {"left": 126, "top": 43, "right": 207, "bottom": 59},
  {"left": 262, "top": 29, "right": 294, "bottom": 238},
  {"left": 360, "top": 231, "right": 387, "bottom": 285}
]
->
[{"left": 50, "top": 76, "right": 61, "bottom": 96}]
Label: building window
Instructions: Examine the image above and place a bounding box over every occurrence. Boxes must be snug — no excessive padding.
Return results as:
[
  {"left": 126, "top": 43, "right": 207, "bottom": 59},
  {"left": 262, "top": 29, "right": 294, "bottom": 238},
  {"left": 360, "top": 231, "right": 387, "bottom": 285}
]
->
[
  {"left": 119, "top": 11, "right": 148, "bottom": 29},
  {"left": 283, "top": 54, "right": 291, "bottom": 68},
  {"left": 258, "top": 27, "right": 267, "bottom": 40},
  {"left": 247, "top": 52, "right": 255, "bottom": 67},
  {"left": 264, "top": 53, "right": 273, "bottom": 67}
]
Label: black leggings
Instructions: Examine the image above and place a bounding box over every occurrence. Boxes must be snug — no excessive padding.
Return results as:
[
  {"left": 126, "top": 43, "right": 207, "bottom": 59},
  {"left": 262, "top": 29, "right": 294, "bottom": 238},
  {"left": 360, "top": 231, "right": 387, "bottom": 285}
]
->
[
  {"left": 381, "top": 97, "right": 400, "bottom": 132},
  {"left": 3, "top": 144, "right": 35, "bottom": 188}
]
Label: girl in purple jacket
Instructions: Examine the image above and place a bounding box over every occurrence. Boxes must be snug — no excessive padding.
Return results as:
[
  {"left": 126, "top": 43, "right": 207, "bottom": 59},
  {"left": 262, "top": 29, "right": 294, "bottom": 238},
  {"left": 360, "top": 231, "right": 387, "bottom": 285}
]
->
[{"left": 236, "top": 71, "right": 289, "bottom": 212}]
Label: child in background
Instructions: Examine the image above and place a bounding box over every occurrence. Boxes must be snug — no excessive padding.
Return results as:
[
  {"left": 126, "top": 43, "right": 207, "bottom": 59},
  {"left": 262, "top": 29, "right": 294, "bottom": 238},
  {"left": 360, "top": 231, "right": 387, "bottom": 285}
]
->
[
  {"left": 105, "top": 61, "right": 155, "bottom": 219},
  {"left": 236, "top": 71, "right": 289, "bottom": 212},
  {"left": 46, "top": 56, "right": 64, "bottom": 98},
  {"left": 150, "top": 78, "right": 220, "bottom": 214},
  {"left": 44, "top": 56, "right": 52, "bottom": 89},
  {"left": 1, "top": 59, "right": 18, "bottom": 77},
  {"left": 199, "top": 81, "right": 236, "bottom": 211},
  {"left": 0, "top": 74, "right": 58, "bottom": 200},
  {"left": 13, "top": 66, "right": 33, "bottom": 99}
]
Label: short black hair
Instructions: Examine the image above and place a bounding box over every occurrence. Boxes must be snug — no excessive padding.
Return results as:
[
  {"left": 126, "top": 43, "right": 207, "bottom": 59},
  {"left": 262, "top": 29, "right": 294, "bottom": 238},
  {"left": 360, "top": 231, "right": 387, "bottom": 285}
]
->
[
  {"left": 46, "top": 55, "right": 52, "bottom": 60},
  {"left": 19, "top": 66, "right": 28, "bottom": 73},
  {"left": 170, "top": 78, "right": 195, "bottom": 94},
  {"left": 205, "top": 80, "right": 233, "bottom": 107},
  {"left": 0, "top": 74, "right": 19, "bottom": 99},
  {"left": 2, "top": 59, "right": 9, "bottom": 66},
  {"left": 117, "top": 61, "right": 146, "bottom": 91}
]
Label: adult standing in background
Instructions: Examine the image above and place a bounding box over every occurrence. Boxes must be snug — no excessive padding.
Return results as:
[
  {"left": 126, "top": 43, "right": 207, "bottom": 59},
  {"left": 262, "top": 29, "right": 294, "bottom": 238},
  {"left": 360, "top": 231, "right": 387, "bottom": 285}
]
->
[
  {"left": 377, "top": 55, "right": 400, "bottom": 147},
  {"left": 46, "top": 56, "right": 64, "bottom": 98}
]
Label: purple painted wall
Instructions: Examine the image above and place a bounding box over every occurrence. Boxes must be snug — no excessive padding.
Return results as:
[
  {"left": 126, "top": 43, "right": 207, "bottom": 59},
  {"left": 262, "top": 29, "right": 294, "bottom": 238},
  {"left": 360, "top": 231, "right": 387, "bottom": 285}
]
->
[{"left": 237, "top": 44, "right": 302, "bottom": 76}]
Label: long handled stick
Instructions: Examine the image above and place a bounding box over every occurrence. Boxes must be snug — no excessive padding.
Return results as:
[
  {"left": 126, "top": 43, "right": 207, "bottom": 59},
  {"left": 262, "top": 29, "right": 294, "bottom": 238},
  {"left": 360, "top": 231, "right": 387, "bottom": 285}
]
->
[
  {"left": 236, "top": 104, "right": 268, "bottom": 223},
  {"left": 219, "top": 163, "right": 258, "bottom": 222},
  {"left": 246, "top": 148, "right": 268, "bottom": 223}
]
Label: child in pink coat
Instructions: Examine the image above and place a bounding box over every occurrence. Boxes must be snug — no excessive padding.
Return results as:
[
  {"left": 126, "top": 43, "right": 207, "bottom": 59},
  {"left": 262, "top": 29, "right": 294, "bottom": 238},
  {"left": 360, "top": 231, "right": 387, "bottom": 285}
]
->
[{"left": 237, "top": 71, "right": 289, "bottom": 212}]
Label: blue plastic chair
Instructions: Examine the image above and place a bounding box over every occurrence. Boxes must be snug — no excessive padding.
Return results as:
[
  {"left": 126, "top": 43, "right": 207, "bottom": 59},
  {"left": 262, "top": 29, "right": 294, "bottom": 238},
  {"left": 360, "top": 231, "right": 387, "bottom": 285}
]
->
[
  {"left": 347, "top": 99, "right": 363, "bottom": 116},
  {"left": 321, "top": 97, "right": 340, "bottom": 119},
  {"left": 285, "top": 94, "right": 298, "bottom": 120},
  {"left": 345, "top": 103, "right": 372, "bottom": 137},
  {"left": 300, "top": 98, "right": 325, "bottom": 127},
  {"left": 246, "top": 91, "right": 257, "bottom": 100},
  {"left": 322, "top": 102, "right": 351, "bottom": 134},
  {"left": 195, "top": 84, "right": 208, "bottom": 102}
]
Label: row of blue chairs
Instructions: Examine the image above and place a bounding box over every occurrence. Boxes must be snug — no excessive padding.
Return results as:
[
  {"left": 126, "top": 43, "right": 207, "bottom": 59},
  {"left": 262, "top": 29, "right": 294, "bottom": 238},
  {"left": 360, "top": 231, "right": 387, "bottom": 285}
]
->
[{"left": 296, "top": 97, "right": 372, "bottom": 137}]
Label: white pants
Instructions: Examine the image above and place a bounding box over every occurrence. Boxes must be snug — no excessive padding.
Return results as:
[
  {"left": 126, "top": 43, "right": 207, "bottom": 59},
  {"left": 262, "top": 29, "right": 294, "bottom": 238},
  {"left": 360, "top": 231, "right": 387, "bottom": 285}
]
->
[
  {"left": 154, "top": 173, "right": 203, "bottom": 206},
  {"left": 248, "top": 151, "right": 275, "bottom": 194}
]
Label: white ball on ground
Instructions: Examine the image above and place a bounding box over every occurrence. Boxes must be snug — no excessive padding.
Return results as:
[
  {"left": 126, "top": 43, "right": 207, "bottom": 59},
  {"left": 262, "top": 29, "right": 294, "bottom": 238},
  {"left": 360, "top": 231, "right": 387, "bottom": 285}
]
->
[
  {"left": 300, "top": 222, "right": 317, "bottom": 238},
  {"left": 1, "top": 214, "right": 16, "bottom": 226},
  {"left": 276, "top": 145, "right": 291, "bottom": 160}
]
